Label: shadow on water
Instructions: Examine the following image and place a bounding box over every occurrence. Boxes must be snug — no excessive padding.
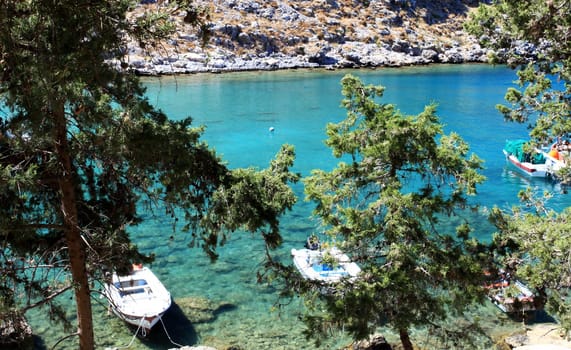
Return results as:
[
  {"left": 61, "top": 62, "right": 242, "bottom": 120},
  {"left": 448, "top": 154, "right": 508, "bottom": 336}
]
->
[
  {"left": 140, "top": 301, "right": 237, "bottom": 349},
  {"left": 533, "top": 310, "right": 557, "bottom": 323},
  {"left": 517, "top": 309, "right": 557, "bottom": 325},
  {"left": 212, "top": 302, "right": 238, "bottom": 317},
  {"left": 140, "top": 302, "right": 197, "bottom": 349},
  {"left": 503, "top": 308, "right": 557, "bottom": 327},
  {"left": 32, "top": 335, "right": 47, "bottom": 350}
]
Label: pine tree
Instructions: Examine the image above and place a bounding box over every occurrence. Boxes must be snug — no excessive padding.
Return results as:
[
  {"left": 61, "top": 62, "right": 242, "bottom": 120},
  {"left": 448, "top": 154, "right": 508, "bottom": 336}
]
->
[
  {"left": 0, "top": 1, "right": 298, "bottom": 349},
  {"left": 467, "top": 0, "right": 571, "bottom": 337},
  {"left": 273, "top": 75, "right": 490, "bottom": 349}
]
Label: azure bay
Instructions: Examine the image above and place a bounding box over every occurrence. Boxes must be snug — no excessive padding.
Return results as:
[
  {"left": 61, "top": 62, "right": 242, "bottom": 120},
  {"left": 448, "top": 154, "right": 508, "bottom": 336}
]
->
[{"left": 30, "top": 64, "right": 570, "bottom": 349}]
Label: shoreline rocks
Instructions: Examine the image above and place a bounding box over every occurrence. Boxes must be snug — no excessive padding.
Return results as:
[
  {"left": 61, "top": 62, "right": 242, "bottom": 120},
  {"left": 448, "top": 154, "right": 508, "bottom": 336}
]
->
[
  {"left": 505, "top": 324, "right": 571, "bottom": 350},
  {"left": 124, "top": 0, "right": 498, "bottom": 76},
  {"left": 124, "top": 39, "right": 491, "bottom": 76}
]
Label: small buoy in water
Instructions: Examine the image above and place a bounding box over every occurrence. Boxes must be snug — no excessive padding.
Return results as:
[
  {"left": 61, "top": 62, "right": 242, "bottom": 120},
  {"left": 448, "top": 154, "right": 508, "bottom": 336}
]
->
[{"left": 269, "top": 126, "right": 275, "bottom": 133}]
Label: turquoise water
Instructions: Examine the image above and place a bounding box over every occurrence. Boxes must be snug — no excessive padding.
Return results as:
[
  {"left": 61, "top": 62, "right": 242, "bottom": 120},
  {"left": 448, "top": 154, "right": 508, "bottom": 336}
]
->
[{"left": 30, "top": 65, "right": 571, "bottom": 349}]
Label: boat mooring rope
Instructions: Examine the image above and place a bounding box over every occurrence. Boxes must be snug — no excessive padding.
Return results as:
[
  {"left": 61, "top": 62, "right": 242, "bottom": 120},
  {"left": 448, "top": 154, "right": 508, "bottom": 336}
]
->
[
  {"left": 159, "top": 316, "right": 184, "bottom": 348},
  {"left": 114, "top": 317, "right": 145, "bottom": 349},
  {"left": 110, "top": 316, "right": 183, "bottom": 349}
]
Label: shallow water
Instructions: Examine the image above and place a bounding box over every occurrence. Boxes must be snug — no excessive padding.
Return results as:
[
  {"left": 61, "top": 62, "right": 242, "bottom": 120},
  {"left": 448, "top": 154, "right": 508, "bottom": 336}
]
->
[{"left": 28, "top": 65, "right": 570, "bottom": 349}]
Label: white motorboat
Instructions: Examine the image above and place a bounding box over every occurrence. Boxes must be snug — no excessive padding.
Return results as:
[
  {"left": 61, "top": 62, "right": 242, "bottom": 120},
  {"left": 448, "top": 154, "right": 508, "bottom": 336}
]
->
[
  {"left": 503, "top": 138, "right": 570, "bottom": 179},
  {"left": 539, "top": 144, "right": 567, "bottom": 177},
  {"left": 291, "top": 247, "right": 361, "bottom": 283},
  {"left": 503, "top": 149, "right": 549, "bottom": 177},
  {"left": 103, "top": 265, "right": 172, "bottom": 335},
  {"left": 503, "top": 140, "right": 549, "bottom": 178}
]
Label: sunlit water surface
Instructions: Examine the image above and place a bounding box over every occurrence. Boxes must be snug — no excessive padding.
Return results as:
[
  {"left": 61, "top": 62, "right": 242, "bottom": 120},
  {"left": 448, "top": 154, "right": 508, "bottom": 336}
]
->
[{"left": 29, "top": 64, "right": 570, "bottom": 350}]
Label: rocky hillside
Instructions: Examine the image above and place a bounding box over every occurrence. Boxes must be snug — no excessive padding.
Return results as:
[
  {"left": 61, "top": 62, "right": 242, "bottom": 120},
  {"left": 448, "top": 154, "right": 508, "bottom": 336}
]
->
[{"left": 127, "top": 0, "right": 491, "bottom": 74}]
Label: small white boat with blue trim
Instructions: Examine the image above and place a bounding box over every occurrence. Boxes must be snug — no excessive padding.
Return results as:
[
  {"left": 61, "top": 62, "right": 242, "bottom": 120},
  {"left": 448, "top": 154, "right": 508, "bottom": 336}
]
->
[
  {"left": 291, "top": 246, "right": 361, "bottom": 283},
  {"left": 103, "top": 264, "right": 171, "bottom": 335}
]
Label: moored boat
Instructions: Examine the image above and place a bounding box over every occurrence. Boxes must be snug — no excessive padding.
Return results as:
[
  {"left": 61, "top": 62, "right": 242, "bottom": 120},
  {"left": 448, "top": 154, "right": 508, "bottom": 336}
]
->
[
  {"left": 484, "top": 271, "right": 540, "bottom": 314},
  {"left": 538, "top": 140, "right": 568, "bottom": 177},
  {"left": 502, "top": 139, "right": 549, "bottom": 177},
  {"left": 103, "top": 264, "right": 171, "bottom": 336},
  {"left": 291, "top": 246, "right": 361, "bottom": 283}
]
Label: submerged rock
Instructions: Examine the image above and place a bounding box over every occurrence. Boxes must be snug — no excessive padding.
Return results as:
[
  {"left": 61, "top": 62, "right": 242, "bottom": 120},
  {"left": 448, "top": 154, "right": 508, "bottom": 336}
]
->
[
  {"left": 351, "top": 334, "right": 392, "bottom": 350},
  {"left": 0, "top": 311, "right": 33, "bottom": 350},
  {"left": 175, "top": 296, "right": 236, "bottom": 324}
]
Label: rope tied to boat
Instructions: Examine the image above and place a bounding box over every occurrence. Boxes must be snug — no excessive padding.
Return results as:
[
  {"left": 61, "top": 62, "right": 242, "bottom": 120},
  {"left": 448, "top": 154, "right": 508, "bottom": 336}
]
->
[
  {"left": 114, "top": 316, "right": 145, "bottom": 349},
  {"left": 159, "top": 315, "right": 184, "bottom": 348}
]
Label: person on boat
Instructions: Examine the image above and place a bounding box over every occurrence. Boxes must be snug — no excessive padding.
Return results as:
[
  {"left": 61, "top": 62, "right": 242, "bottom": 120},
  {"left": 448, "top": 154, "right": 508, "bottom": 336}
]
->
[
  {"left": 305, "top": 234, "right": 321, "bottom": 251},
  {"left": 492, "top": 269, "right": 510, "bottom": 288},
  {"left": 549, "top": 145, "right": 562, "bottom": 160},
  {"left": 559, "top": 140, "right": 571, "bottom": 157},
  {"left": 484, "top": 268, "right": 511, "bottom": 289},
  {"left": 518, "top": 295, "right": 534, "bottom": 303}
]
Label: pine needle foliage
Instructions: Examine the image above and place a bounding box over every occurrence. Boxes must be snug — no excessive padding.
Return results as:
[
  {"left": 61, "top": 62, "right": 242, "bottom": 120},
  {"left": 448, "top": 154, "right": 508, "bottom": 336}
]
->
[
  {"left": 467, "top": 0, "right": 571, "bottom": 337},
  {"left": 0, "top": 1, "right": 298, "bottom": 349},
  {"left": 268, "top": 75, "right": 492, "bottom": 350}
]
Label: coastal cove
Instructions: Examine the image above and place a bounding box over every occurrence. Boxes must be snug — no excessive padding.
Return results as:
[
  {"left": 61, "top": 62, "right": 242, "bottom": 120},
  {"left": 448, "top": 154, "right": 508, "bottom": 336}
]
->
[{"left": 29, "top": 64, "right": 571, "bottom": 349}]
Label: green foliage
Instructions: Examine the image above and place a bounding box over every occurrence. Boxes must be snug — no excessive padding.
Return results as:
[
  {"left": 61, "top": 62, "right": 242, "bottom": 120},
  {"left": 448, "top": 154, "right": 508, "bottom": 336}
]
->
[
  {"left": 131, "top": 0, "right": 212, "bottom": 50},
  {"left": 273, "top": 75, "right": 491, "bottom": 349},
  {"left": 489, "top": 189, "right": 571, "bottom": 336},
  {"left": 466, "top": 1, "right": 571, "bottom": 146},
  {"left": 196, "top": 144, "right": 300, "bottom": 258},
  {"left": 0, "top": 0, "right": 297, "bottom": 348},
  {"left": 468, "top": 1, "right": 571, "bottom": 335},
  {"left": 319, "top": 250, "right": 339, "bottom": 268},
  {"left": 464, "top": 3, "right": 513, "bottom": 51}
]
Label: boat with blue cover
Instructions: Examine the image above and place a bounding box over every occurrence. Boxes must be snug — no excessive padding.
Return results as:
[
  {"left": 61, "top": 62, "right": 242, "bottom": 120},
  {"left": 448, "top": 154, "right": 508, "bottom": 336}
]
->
[{"left": 291, "top": 246, "right": 361, "bottom": 283}]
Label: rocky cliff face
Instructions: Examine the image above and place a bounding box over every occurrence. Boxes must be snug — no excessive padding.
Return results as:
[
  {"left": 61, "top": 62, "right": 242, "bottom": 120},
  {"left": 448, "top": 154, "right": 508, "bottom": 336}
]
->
[{"left": 126, "top": 0, "right": 491, "bottom": 74}]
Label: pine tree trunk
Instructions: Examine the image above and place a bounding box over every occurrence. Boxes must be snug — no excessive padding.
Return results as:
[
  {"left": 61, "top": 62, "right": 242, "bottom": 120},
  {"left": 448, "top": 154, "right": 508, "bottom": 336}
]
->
[
  {"left": 54, "top": 103, "right": 95, "bottom": 350},
  {"left": 399, "top": 328, "right": 414, "bottom": 350}
]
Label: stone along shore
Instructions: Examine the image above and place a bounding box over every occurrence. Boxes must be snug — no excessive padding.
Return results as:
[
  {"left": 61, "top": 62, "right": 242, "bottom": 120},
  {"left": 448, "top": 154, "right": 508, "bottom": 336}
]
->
[{"left": 123, "top": 0, "right": 507, "bottom": 75}]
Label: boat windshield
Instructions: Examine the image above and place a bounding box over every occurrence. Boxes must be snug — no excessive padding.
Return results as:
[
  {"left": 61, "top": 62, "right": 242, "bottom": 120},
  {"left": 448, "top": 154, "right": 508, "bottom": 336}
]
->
[{"left": 115, "top": 279, "right": 148, "bottom": 295}]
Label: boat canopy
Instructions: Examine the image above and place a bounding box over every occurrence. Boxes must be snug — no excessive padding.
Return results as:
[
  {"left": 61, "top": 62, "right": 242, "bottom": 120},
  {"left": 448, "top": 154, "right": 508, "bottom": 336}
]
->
[{"left": 504, "top": 139, "right": 545, "bottom": 164}]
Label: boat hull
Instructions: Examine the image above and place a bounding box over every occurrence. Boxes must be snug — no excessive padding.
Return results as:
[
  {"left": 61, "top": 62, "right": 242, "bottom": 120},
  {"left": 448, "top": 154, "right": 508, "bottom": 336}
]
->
[
  {"left": 540, "top": 150, "right": 566, "bottom": 175},
  {"left": 103, "top": 266, "right": 171, "bottom": 335},
  {"left": 503, "top": 150, "right": 549, "bottom": 177},
  {"left": 108, "top": 308, "right": 166, "bottom": 333}
]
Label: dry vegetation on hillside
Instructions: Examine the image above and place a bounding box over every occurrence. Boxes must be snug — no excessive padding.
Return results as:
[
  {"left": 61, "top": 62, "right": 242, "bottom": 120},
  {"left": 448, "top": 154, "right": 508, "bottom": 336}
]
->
[{"left": 131, "top": 0, "right": 484, "bottom": 60}]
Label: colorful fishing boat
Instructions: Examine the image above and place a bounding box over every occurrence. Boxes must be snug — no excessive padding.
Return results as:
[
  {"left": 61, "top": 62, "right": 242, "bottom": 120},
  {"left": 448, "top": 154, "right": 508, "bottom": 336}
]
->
[
  {"left": 484, "top": 269, "right": 541, "bottom": 314},
  {"left": 486, "top": 279, "right": 539, "bottom": 313},
  {"left": 539, "top": 140, "right": 567, "bottom": 177},
  {"left": 502, "top": 139, "right": 548, "bottom": 177}
]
